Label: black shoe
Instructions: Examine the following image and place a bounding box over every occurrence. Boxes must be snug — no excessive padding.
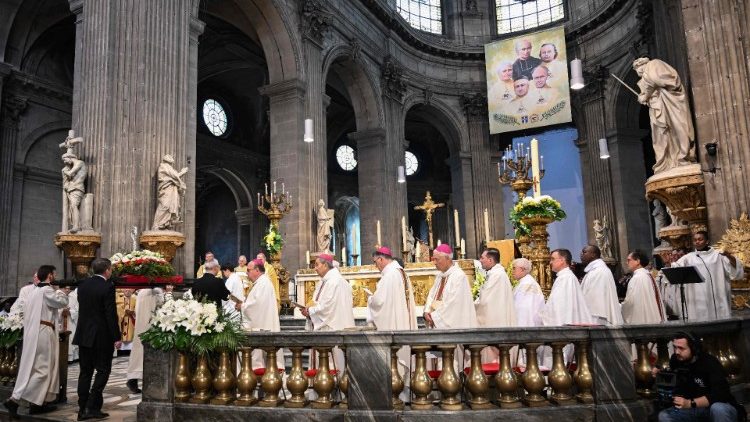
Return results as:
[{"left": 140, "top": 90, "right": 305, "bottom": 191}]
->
[
  {"left": 3, "top": 399, "right": 19, "bottom": 418},
  {"left": 29, "top": 403, "right": 58, "bottom": 414},
  {"left": 127, "top": 378, "right": 142, "bottom": 394},
  {"left": 79, "top": 410, "right": 109, "bottom": 420}
]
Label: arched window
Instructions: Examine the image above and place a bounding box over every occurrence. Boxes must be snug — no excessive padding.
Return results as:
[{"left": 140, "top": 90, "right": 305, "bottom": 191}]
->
[
  {"left": 495, "top": 0, "right": 565, "bottom": 35},
  {"left": 396, "top": 0, "right": 443, "bottom": 34},
  {"left": 202, "top": 99, "right": 228, "bottom": 137},
  {"left": 336, "top": 145, "right": 357, "bottom": 171},
  {"left": 404, "top": 151, "right": 419, "bottom": 176}
]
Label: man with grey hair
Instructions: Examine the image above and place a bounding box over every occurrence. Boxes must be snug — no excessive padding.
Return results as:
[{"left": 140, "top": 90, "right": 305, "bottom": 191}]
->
[
  {"left": 191, "top": 259, "right": 230, "bottom": 310},
  {"left": 511, "top": 258, "right": 544, "bottom": 328}
]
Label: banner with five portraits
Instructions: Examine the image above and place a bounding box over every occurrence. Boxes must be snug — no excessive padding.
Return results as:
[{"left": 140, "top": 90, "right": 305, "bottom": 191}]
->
[{"left": 485, "top": 25, "right": 571, "bottom": 134}]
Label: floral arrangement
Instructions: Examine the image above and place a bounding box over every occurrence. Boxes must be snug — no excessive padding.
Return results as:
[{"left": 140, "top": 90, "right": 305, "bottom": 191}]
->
[
  {"left": 471, "top": 260, "right": 486, "bottom": 300},
  {"left": 110, "top": 249, "right": 176, "bottom": 278},
  {"left": 0, "top": 313, "right": 24, "bottom": 348},
  {"left": 509, "top": 195, "right": 567, "bottom": 237},
  {"left": 263, "top": 225, "right": 284, "bottom": 255},
  {"left": 139, "top": 298, "right": 245, "bottom": 355}
]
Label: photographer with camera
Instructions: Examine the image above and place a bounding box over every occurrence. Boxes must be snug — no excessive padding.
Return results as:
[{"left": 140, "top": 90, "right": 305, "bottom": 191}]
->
[{"left": 655, "top": 332, "right": 744, "bottom": 422}]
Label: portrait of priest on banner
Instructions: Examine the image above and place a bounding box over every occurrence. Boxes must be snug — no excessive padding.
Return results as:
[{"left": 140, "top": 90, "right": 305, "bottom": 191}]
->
[{"left": 485, "top": 25, "right": 572, "bottom": 134}]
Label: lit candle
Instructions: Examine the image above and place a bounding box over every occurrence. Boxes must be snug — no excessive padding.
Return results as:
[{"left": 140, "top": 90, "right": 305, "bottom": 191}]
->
[
  {"left": 257, "top": 192, "right": 261, "bottom": 207},
  {"left": 461, "top": 238, "right": 465, "bottom": 257},
  {"left": 352, "top": 223, "right": 357, "bottom": 255},
  {"left": 541, "top": 155, "right": 544, "bottom": 171},
  {"left": 437, "top": 239, "right": 441, "bottom": 246},
  {"left": 306, "top": 250, "right": 310, "bottom": 265},
  {"left": 342, "top": 247, "right": 347, "bottom": 266},
  {"left": 401, "top": 216, "right": 407, "bottom": 250},
  {"left": 531, "top": 138, "right": 541, "bottom": 198},
  {"left": 483, "top": 208, "right": 490, "bottom": 243},
  {"left": 282, "top": 183, "right": 285, "bottom": 194},
  {"left": 273, "top": 181, "right": 277, "bottom": 193},
  {"left": 265, "top": 183, "right": 268, "bottom": 195},
  {"left": 453, "top": 209, "right": 460, "bottom": 248},
  {"left": 376, "top": 220, "right": 381, "bottom": 246}
]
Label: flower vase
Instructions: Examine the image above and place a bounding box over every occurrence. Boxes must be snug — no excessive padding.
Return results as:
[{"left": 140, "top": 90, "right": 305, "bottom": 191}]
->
[{"left": 174, "top": 351, "right": 192, "bottom": 402}]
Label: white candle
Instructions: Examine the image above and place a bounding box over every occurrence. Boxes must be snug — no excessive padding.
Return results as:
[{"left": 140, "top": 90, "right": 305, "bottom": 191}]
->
[
  {"left": 342, "top": 247, "right": 347, "bottom": 266},
  {"left": 352, "top": 223, "right": 357, "bottom": 255},
  {"left": 282, "top": 183, "right": 285, "bottom": 194},
  {"left": 437, "top": 239, "right": 441, "bottom": 246},
  {"left": 540, "top": 155, "right": 544, "bottom": 171},
  {"left": 531, "top": 138, "right": 541, "bottom": 198},
  {"left": 415, "top": 241, "right": 420, "bottom": 261},
  {"left": 461, "top": 238, "right": 465, "bottom": 256},
  {"left": 453, "top": 209, "right": 460, "bottom": 247},
  {"left": 483, "top": 208, "right": 490, "bottom": 243},
  {"left": 273, "top": 181, "right": 277, "bottom": 193},
  {"left": 376, "top": 220, "right": 381, "bottom": 246},
  {"left": 265, "top": 183, "right": 268, "bottom": 195},
  {"left": 401, "top": 216, "right": 407, "bottom": 250},
  {"left": 306, "top": 250, "right": 310, "bottom": 265},
  {"left": 257, "top": 192, "right": 261, "bottom": 207}
]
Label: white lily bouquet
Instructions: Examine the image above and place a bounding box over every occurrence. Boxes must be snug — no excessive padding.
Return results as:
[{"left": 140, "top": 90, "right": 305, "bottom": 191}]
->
[
  {"left": 0, "top": 313, "right": 24, "bottom": 348},
  {"left": 471, "top": 260, "right": 486, "bottom": 300},
  {"left": 140, "top": 298, "right": 245, "bottom": 355}
]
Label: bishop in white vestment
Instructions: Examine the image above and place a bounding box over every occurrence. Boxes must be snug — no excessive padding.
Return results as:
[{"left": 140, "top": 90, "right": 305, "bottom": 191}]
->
[
  {"left": 621, "top": 251, "right": 666, "bottom": 325},
  {"left": 238, "top": 259, "right": 284, "bottom": 370},
  {"left": 126, "top": 286, "right": 167, "bottom": 392},
  {"left": 580, "top": 245, "right": 623, "bottom": 326},
  {"left": 475, "top": 248, "right": 516, "bottom": 363},
  {"left": 671, "top": 232, "right": 743, "bottom": 321},
  {"left": 511, "top": 258, "right": 545, "bottom": 367}
]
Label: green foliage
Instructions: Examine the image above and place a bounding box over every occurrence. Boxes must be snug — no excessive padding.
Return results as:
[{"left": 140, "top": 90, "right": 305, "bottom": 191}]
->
[
  {"left": 263, "top": 225, "right": 284, "bottom": 255},
  {"left": 508, "top": 195, "right": 567, "bottom": 237}
]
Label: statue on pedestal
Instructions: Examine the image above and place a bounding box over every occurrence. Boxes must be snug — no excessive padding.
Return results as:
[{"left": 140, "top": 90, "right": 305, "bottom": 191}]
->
[
  {"left": 316, "top": 199, "right": 334, "bottom": 253},
  {"left": 593, "top": 217, "right": 613, "bottom": 260},
  {"left": 405, "top": 227, "right": 416, "bottom": 262},
  {"left": 62, "top": 152, "right": 88, "bottom": 233},
  {"left": 633, "top": 57, "right": 696, "bottom": 174},
  {"left": 151, "top": 154, "right": 188, "bottom": 231}
]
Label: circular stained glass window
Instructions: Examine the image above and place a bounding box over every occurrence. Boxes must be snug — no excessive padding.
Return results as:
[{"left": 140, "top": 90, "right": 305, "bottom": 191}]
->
[
  {"left": 202, "top": 99, "right": 228, "bottom": 137},
  {"left": 336, "top": 145, "right": 357, "bottom": 171},
  {"left": 405, "top": 151, "right": 419, "bottom": 175}
]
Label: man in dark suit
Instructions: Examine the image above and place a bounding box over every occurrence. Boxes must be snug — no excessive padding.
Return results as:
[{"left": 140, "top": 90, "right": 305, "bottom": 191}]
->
[
  {"left": 191, "top": 260, "right": 230, "bottom": 309},
  {"left": 73, "top": 258, "right": 120, "bottom": 421}
]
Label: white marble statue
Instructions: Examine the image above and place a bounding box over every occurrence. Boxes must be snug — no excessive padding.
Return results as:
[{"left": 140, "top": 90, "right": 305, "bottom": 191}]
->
[
  {"left": 130, "top": 226, "right": 139, "bottom": 251},
  {"left": 59, "top": 130, "right": 83, "bottom": 156},
  {"left": 405, "top": 227, "right": 416, "bottom": 262},
  {"left": 316, "top": 199, "right": 334, "bottom": 253},
  {"left": 633, "top": 58, "right": 696, "bottom": 174},
  {"left": 62, "top": 152, "right": 88, "bottom": 233},
  {"left": 151, "top": 155, "right": 188, "bottom": 231},
  {"left": 593, "top": 217, "right": 613, "bottom": 260}
]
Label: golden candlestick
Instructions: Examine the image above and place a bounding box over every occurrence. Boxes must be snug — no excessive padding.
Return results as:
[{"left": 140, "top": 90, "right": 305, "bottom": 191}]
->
[
  {"left": 497, "top": 147, "right": 545, "bottom": 201},
  {"left": 258, "top": 181, "right": 293, "bottom": 309}
]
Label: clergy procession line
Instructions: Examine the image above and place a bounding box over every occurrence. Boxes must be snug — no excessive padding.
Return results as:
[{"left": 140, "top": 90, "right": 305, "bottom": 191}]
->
[{"left": 1, "top": 229, "right": 744, "bottom": 419}]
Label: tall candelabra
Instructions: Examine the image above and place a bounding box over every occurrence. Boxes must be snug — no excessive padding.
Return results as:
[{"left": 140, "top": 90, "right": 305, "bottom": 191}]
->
[
  {"left": 497, "top": 144, "right": 545, "bottom": 201},
  {"left": 257, "top": 181, "right": 293, "bottom": 309}
]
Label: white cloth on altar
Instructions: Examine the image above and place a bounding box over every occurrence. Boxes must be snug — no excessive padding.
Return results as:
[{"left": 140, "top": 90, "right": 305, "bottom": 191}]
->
[
  {"left": 513, "top": 274, "right": 545, "bottom": 367},
  {"left": 241, "top": 274, "right": 284, "bottom": 370},
  {"left": 622, "top": 268, "right": 666, "bottom": 325},
  {"left": 475, "top": 264, "right": 516, "bottom": 363},
  {"left": 307, "top": 268, "right": 354, "bottom": 374},
  {"left": 672, "top": 249, "right": 744, "bottom": 321},
  {"left": 581, "top": 259, "right": 623, "bottom": 326},
  {"left": 126, "top": 288, "right": 164, "bottom": 380},
  {"left": 10, "top": 283, "right": 36, "bottom": 317},
  {"left": 539, "top": 267, "right": 594, "bottom": 364},
  {"left": 12, "top": 285, "right": 68, "bottom": 405},
  {"left": 223, "top": 272, "right": 246, "bottom": 318}
]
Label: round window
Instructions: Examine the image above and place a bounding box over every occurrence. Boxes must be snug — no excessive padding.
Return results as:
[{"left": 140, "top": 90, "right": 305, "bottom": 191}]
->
[
  {"left": 405, "top": 151, "right": 419, "bottom": 176},
  {"left": 336, "top": 145, "right": 357, "bottom": 171},
  {"left": 202, "top": 99, "right": 228, "bottom": 137}
]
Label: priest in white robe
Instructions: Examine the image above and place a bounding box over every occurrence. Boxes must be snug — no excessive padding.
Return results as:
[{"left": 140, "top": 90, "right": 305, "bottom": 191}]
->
[
  {"left": 126, "top": 286, "right": 168, "bottom": 393},
  {"left": 671, "top": 231, "right": 744, "bottom": 321},
  {"left": 580, "top": 245, "right": 623, "bottom": 326},
  {"left": 220, "top": 265, "right": 246, "bottom": 318},
  {"left": 237, "top": 259, "right": 285, "bottom": 370},
  {"left": 540, "top": 249, "right": 594, "bottom": 364},
  {"left": 511, "top": 258, "right": 545, "bottom": 367},
  {"left": 424, "top": 244, "right": 477, "bottom": 372},
  {"left": 622, "top": 250, "right": 666, "bottom": 324},
  {"left": 475, "top": 247, "right": 516, "bottom": 363},
  {"left": 302, "top": 254, "right": 355, "bottom": 374},
  {"left": 65, "top": 288, "right": 79, "bottom": 362},
  {"left": 5, "top": 266, "right": 68, "bottom": 416}
]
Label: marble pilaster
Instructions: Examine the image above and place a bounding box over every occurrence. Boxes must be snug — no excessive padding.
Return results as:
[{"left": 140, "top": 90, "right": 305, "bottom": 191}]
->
[{"left": 68, "top": 0, "right": 203, "bottom": 273}]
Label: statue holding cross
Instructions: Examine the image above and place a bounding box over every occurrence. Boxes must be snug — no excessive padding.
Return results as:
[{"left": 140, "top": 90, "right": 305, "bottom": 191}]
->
[{"left": 414, "top": 191, "right": 444, "bottom": 248}]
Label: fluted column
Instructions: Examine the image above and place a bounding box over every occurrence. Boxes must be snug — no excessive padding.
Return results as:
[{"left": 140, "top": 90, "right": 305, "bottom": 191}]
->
[
  {"left": 0, "top": 93, "right": 28, "bottom": 295},
  {"left": 68, "top": 0, "right": 203, "bottom": 272}
]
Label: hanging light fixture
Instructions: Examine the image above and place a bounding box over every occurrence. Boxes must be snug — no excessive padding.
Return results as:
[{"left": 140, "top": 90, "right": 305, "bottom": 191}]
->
[
  {"left": 397, "top": 166, "right": 406, "bottom": 183},
  {"left": 598, "top": 138, "right": 610, "bottom": 159},
  {"left": 570, "top": 58, "right": 585, "bottom": 90},
  {"left": 304, "top": 118, "right": 314, "bottom": 143}
]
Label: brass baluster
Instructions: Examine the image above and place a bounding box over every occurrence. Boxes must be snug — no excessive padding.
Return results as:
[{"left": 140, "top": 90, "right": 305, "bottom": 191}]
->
[
  {"left": 437, "top": 345, "right": 462, "bottom": 410},
  {"left": 285, "top": 347, "right": 308, "bottom": 408},
  {"left": 259, "top": 347, "right": 284, "bottom": 407},
  {"left": 0, "top": 348, "right": 8, "bottom": 383},
  {"left": 655, "top": 338, "right": 670, "bottom": 371},
  {"left": 173, "top": 351, "right": 192, "bottom": 402},
  {"left": 724, "top": 337, "right": 742, "bottom": 383},
  {"left": 7, "top": 345, "right": 17, "bottom": 384},
  {"left": 190, "top": 354, "right": 213, "bottom": 403},
  {"left": 311, "top": 347, "right": 335, "bottom": 409},
  {"left": 574, "top": 340, "right": 594, "bottom": 404},
  {"left": 466, "top": 345, "right": 491, "bottom": 409},
  {"left": 634, "top": 340, "right": 654, "bottom": 398},
  {"left": 210, "top": 350, "right": 236, "bottom": 404},
  {"left": 235, "top": 347, "right": 258, "bottom": 406},
  {"left": 339, "top": 353, "right": 349, "bottom": 409},
  {"left": 496, "top": 344, "right": 521, "bottom": 408},
  {"left": 521, "top": 342, "right": 547, "bottom": 407},
  {"left": 548, "top": 342, "right": 574, "bottom": 405},
  {"left": 390, "top": 346, "right": 405, "bottom": 410},
  {"left": 410, "top": 345, "right": 433, "bottom": 410}
]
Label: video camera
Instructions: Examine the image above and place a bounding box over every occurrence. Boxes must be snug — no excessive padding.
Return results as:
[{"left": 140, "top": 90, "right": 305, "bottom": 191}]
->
[{"left": 654, "top": 368, "right": 690, "bottom": 409}]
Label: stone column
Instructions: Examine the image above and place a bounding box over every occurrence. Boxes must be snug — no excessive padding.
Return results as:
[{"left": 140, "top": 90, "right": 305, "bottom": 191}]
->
[
  {"left": 0, "top": 92, "right": 28, "bottom": 294},
  {"left": 681, "top": 0, "right": 750, "bottom": 235},
  {"left": 259, "top": 79, "right": 308, "bottom": 271},
  {"left": 68, "top": 0, "right": 203, "bottom": 273}
]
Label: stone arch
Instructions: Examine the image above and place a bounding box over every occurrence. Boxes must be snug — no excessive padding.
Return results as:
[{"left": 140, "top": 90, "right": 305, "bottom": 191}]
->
[
  {"left": 610, "top": 59, "right": 643, "bottom": 131},
  {"left": 322, "top": 46, "right": 383, "bottom": 130},
  {"left": 201, "top": 0, "right": 302, "bottom": 83},
  {"left": 18, "top": 120, "right": 71, "bottom": 164},
  {"left": 197, "top": 165, "right": 254, "bottom": 209},
  {"left": 2, "top": 0, "right": 72, "bottom": 65},
  {"left": 401, "top": 94, "right": 465, "bottom": 157}
]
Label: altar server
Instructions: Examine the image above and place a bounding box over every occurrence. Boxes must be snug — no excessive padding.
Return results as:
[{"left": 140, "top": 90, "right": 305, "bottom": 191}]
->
[
  {"left": 301, "top": 254, "right": 354, "bottom": 373},
  {"left": 580, "top": 245, "right": 623, "bottom": 326},
  {"left": 5, "top": 265, "right": 68, "bottom": 417},
  {"left": 671, "top": 231, "right": 743, "bottom": 321},
  {"left": 475, "top": 247, "right": 516, "bottom": 363},
  {"left": 621, "top": 250, "right": 665, "bottom": 324}
]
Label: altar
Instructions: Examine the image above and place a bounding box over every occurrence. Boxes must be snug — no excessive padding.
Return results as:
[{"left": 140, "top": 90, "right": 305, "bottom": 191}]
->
[{"left": 294, "top": 260, "right": 476, "bottom": 319}]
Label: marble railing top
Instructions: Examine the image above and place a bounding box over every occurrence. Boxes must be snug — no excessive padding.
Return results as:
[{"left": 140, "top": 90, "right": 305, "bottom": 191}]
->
[{"left": 237, "top": 316, "right": 748, "bottom": 348}]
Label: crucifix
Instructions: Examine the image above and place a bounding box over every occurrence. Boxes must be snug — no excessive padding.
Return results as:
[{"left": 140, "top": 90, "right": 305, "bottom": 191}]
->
[{"left": 414, "top": 191, "right": 444, "bottom": 248}]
